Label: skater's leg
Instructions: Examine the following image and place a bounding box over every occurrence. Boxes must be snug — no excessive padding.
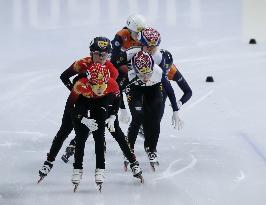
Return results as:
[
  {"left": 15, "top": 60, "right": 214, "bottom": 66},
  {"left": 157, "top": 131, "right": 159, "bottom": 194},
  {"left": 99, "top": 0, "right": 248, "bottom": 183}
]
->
[
  {"left": 109, "top": 117, "right": 136, "bottom": 163},
  {"left": 92, "top": 106, "right": 107, "bottom": 170},
  {"left": 127, "top": 89, "right": 143, "bottom": 150},
  {"left": 73, "top": 121, "right": 90, "bottom": 169},
  {"left": 143, "top": 84, "right": 163, "bottom": 153},
  {"left": 47, "top": 108, "right": 73, "bottom": 162}
]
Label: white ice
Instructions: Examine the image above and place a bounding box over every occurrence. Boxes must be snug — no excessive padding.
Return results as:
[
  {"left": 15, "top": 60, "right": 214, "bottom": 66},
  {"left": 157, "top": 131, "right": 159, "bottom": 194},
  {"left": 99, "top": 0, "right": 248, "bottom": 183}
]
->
[{"left": 1, "top": 0, "right": 266, "bottom": 205}]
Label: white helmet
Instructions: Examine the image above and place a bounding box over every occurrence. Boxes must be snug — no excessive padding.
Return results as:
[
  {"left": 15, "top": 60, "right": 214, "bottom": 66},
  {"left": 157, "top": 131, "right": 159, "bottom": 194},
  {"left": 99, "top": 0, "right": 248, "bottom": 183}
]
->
[{"left": 126, "top": 14, "right": 146, "bottom": 33}]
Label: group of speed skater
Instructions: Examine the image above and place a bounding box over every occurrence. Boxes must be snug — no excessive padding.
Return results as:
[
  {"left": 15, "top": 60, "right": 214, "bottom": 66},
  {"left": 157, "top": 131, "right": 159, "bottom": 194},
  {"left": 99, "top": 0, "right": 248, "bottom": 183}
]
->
[{"left": 38, "top": 14, "right": 192, "bottom": 192}]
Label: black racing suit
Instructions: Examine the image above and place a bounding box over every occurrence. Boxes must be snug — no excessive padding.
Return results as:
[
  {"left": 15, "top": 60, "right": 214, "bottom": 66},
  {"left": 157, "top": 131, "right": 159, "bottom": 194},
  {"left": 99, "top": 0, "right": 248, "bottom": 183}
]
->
[
  {"left": 47, "top": 74, "right": 136, "bottom": 164},
  {"left": 72, "top": 94, "right": 112, "bottom": 169},
  {"left": 127, "top": 83, "right": 164, "bottom": 153},
  {"left": 47, "top": 94, "right": 136, "bottom": 165}
]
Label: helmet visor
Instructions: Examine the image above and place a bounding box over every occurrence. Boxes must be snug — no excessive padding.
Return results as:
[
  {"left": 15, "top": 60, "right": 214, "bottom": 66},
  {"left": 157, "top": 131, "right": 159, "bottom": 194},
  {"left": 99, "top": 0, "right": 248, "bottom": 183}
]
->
[
  {"left": 92, "top": 51, "right": 110, "bottom": 58},
  {"left": 92, "top": 51, "right": 110, "bottom": 64}
]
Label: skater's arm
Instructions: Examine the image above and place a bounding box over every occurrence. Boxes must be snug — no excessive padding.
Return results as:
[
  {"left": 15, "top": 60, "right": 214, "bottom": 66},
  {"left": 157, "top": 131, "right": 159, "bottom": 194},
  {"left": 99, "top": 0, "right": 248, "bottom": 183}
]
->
[
  {"left": 106, "top": 61, "right": 119, "bottom": 80},
  {"left": 61, "top": 57, "right": 93, "bottom": 91},
  {"left": 72, "top": 72, "right": 87, "bottom": 85},
  {"left": 108, "top": 79, "right": 121, "bottom": 116},
  {"left": 119, "top": 94, "right": 126, "bottom": 109},
  {"left": 60, "top": 63, "right": 78, "bottom": 91},
  {"left": 168, "top": 65, "right": 192, "bottom": 105},
  {"left": 111, "top": 50, "right": 127, "bottom": 69},
  {"left": 111, "top": 34, "right": 123, "bottom": 61},
  {"left": 161, "top": 76, "right": 179, "bottom": 111},
  {"left": 109, "top": 94, "right": 121, "bottom": 116}
]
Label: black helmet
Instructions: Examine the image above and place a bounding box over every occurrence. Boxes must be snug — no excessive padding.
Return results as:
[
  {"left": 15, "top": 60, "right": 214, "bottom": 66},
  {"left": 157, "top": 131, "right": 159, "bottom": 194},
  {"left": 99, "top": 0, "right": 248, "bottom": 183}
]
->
[{"left": 89, "top": 37, "right": 112, "bottom": 53}]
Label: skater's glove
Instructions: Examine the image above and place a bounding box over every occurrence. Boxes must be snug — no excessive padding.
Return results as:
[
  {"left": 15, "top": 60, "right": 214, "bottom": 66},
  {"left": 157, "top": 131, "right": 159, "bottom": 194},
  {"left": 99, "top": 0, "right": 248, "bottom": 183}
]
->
[
  {"left": 172, "top": 111, "right": 184, "bottom": 130},
  {"left": 119, "top": 109, "right": 131, "bottom": 124},
  {"left": 177, "top": 100, "right": 182, "bottom": 110},
  {"left": 106, "top": 115, "right": 116, "bottom": 132},
  {"left": 81, "top": 117, "right": 98, "bottom": 131}
]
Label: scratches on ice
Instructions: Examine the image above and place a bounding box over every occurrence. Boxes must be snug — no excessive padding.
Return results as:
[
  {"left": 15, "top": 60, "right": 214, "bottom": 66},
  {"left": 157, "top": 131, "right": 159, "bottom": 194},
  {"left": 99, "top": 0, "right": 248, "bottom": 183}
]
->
[
  {"left": 234, "top": 170, "right": 245, "bottom": 181},
  {"left": 151, "top": 154, "right": 198, "bottom": 184},
  {"left": 0, "top": 130, "right": 47, "bottom": 145},
  {"left": 0, "top": 130, "right": 46, "bottom": 147},
  {"left": 0, "top": 130, "right": 46, "bottom": 137},
  {"left": 0, "top": 141, "right": 18, "bottom": 147}
]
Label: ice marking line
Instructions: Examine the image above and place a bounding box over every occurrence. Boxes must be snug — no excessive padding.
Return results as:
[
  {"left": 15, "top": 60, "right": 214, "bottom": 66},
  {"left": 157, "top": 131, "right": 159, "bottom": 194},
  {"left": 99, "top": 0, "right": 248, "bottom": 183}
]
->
[
  {"left": 151, "top": 154, "right": 197, "bottom": 184},
  {"left": 187, "top": 89, "right": 214, "bottom": 109},
  {"left": 240, "top": 133, "right": 266, "bottom": 164}
]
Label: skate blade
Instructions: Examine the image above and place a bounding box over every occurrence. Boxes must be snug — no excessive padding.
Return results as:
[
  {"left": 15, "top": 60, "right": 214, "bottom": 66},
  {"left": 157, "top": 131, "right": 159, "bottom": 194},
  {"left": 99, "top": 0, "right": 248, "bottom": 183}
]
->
[
  {"left": 124, "top": 161, "right": 129, "bottom": 172},
  {"left": 73, "top": 184, "right": 79, "bottom": 192},
  {"left": 37, "top": 176, "right": 45, "bottom": 184},
  {"left": 96, "top": 182, "right": 103, "bottom": 192},
  {"left": 151, "top": 164, "right": 155, "bottom": 171},
  {"left": 135, "top": 174, "right": 144, "bottom": 183},
  {"left": 150, "top": 162, "right": 159, "bottom": 171},
  {"left": 140, "top": 176, "right": 144, "bottom": 183}
]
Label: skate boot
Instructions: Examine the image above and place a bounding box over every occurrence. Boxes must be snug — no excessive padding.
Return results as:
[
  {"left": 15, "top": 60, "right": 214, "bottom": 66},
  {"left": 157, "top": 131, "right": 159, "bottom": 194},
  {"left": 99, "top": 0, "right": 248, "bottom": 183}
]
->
[
  {"left": 72, "top": 169, "right": 83, "bottom": 192},
  {"left": 144, "top": 145, "right": 156, "bottom": 154},
  {"left": 95, "top": 168, "right": 105, "bottom": 192},
  {"left": 144, "top": 144, "right": 149, "bottom": 153},
  {"left": 38, "top": 160, "right": 53, "bottom": 183},
  {"left": 130, "top": 161, "right": 144, "bottom": 183},
  {"left": 61, "top": 145, "right": 75, "bottom": 163},
  {"left": 123, "top": 155, "right": 130, "bottom": 171},
  {"left": 148, "top": 152, "right": 159, "bottom": 171}
]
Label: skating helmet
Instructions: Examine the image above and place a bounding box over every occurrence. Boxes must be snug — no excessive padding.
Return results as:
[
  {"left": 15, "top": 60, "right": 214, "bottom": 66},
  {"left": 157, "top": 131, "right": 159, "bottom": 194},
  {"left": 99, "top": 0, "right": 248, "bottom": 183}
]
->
[
  {"left": 89, "top": 36, "right": 112, "bottom": 54},
  {"left": 126, "top": 14, "right": 146, "bottom": 33},
  {"left": 138, "top": 27, "right": 161, "bottom": 47},
  {"left": 132, "top": 51, "right": 154, "bottom": 82},
  {"left": 86, "top": 63, "right": 110, "bottom": 96}
]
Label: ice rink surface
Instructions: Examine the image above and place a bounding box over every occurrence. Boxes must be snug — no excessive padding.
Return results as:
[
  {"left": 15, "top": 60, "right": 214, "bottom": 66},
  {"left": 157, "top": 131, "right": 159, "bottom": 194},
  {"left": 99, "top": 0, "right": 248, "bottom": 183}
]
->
[{"left": 0, "top": 0, "right": 266, "bottom": 204}]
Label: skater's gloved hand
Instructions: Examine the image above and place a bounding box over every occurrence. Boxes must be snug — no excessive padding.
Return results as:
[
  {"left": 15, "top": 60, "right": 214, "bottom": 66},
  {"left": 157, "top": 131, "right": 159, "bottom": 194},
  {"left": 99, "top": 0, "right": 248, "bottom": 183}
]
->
[
  {"left": 177, "top": 100, "right": 182, "bottom": 110},
  {"left": 172, "top": 111, "right": 184, "bottom": 130},
  {"left": 119, "top": 109, "right": 131, "bottom": 124},
  {"left": 106, "top": 115, "right": 116, "bottom": 132},
  {"left": 81, "top": 117, "right": 98, "bottom": 131}
]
